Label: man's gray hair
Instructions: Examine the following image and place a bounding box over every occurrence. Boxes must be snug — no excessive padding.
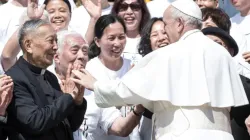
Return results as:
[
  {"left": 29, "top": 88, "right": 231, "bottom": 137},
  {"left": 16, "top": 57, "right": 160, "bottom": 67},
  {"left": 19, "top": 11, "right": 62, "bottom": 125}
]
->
[
  {"left": 56, "top": 30, "right": 85, "bottom": 53},
  {"left": 18, "top": 19, "right": 50, "bottom": 50},
  {"left": 170, "top": 6, "right": 202, "bottom": 29}
]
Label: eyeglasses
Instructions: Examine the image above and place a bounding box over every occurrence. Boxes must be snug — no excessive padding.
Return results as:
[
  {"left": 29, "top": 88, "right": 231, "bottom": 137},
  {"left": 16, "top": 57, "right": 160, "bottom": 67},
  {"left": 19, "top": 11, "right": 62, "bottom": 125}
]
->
[{"left": 119, "top": 3, "right": 141, "bottom": 12}]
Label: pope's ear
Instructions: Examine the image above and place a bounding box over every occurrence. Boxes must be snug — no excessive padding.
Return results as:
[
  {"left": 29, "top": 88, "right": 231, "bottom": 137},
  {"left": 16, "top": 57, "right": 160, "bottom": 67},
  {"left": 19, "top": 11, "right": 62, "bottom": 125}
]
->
[{"left": 177, "top": 18, "right": 185, "bottom": 33}]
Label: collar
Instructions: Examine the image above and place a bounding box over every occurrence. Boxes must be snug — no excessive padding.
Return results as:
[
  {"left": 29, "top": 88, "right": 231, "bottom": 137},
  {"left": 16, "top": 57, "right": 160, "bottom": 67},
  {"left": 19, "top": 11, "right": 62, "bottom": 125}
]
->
[
  {"left": 179, "top": 29, "right": 200, "bottom": 41},
  {"left": 20, "top": 57, "right": 47, "bottom": 75}
]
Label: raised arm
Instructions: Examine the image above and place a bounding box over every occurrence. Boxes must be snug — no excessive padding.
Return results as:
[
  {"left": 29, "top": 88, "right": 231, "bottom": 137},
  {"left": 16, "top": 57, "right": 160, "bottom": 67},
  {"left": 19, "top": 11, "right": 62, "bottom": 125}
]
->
[
  {"left": 82, "top": 0, "right": 102, "bottom": 44},
  {"left": 1, "top": 0, "right": 45, "bottom": 71}
]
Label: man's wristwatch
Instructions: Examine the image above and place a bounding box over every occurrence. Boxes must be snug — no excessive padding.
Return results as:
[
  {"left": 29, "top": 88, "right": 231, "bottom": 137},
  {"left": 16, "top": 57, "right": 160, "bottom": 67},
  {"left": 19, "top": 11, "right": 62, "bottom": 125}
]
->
[{"left": 131, "top": 106, "right": 144, "bottom": 116}]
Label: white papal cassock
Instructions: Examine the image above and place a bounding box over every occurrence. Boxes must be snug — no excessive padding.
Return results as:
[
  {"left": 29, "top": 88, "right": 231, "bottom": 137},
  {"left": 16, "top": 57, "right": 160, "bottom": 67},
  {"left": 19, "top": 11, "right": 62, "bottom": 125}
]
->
[{"left": 92, "top": 29, "right": 249, "bottom": 140}]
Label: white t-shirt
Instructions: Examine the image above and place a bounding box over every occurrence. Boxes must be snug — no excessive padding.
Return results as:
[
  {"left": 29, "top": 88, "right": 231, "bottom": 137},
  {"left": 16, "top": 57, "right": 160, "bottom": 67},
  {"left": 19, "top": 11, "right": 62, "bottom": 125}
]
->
[
  {"left": 74, "top": 57, "right": 135, "bottom": 140},
  {"left": 69, "top": 5, "right": 112, "bottom": 38},
  {"left": 230, "top": 14, "right": 250, "bottom": 79},
  {"left": 0, "top": 2, "right": 25, "bottom": 47},
  {"left": 122, "top": 37, "right": 142, "bottom": 65}
]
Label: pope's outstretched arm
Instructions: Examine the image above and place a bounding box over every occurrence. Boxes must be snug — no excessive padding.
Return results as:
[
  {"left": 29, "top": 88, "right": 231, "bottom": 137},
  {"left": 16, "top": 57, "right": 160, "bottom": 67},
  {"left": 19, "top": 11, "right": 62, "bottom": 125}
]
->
[{"left": 71, "top": 69, "right": 153, "bottom": 111}]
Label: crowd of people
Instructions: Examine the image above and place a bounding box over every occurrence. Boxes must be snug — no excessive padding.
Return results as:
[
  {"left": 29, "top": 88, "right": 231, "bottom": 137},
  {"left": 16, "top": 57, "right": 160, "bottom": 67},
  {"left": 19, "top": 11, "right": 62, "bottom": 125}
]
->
[{"left": 0, "top": 0, "right": 250, "bottom": 140}]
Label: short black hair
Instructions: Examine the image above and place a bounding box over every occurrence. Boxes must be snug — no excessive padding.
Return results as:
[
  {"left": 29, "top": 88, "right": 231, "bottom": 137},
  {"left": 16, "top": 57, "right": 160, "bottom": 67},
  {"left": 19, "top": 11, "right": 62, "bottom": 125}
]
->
[
  {"left": 44, "top": 0, "right": 72, "bottom": 13},
  {"left": 202, "top": 8, "right": 231, "bottom": 33}
]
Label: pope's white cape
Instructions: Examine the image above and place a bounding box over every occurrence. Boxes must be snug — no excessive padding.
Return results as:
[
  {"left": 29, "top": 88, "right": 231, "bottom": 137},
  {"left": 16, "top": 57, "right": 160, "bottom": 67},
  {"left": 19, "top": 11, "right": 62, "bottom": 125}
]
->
[{"left": 93, "top": 29, "right": 248, "bottom": 112}]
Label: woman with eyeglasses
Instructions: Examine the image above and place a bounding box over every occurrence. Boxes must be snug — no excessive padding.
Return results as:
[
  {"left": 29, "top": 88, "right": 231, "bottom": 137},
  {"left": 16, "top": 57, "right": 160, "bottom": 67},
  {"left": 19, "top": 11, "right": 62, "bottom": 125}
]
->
[{"left": 111, "top": 0, "right": 150, "bottom": 65}]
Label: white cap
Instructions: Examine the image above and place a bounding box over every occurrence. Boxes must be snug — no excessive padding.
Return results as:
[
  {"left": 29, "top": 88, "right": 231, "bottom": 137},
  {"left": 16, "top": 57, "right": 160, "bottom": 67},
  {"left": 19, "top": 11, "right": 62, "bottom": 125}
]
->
[{"left": 171, "top": 0, "right": 202, "bottom": 20}]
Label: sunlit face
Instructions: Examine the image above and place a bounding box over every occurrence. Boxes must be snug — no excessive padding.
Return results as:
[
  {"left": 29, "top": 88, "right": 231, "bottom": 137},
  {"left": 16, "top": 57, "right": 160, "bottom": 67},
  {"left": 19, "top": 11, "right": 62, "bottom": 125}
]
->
[
  {"left": 150, "top": 21, "right": 169, "bottom": 51},
  {"left": 46, "top": 0, "right": 71, "bottom": 31},
  {"left": 202, "top": 17, "right": 218, "bottom": 29},
  {"left": 25, "top": 24, "right": 58, "bottom": 68},
  {"left": 206, "top": 35, "right": 234, "bottom": 56},
  {"left": 95, "top": 22, "right": 126, "bottom": 61},
  {"left": 163, "top": 7, "right": 181, "bottom": 44},
  {"left": 230, "top": 0, "right": 250, "bottom": 12},
  {"left": 194, "top": 0, "right": 218, "bottom": 9},
  {"left": 55, "top": 35, "right": 88, "bottom": 76},
  {"left": 117, "top": 0, "right": 142, "bottom": 33}
]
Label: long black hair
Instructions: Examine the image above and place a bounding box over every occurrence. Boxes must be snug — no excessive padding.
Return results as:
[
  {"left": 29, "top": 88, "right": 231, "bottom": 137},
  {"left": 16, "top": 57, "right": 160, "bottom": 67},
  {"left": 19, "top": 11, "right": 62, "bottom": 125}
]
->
[{"left": 88, "top": 14, "right": 127, "bottom": 59}]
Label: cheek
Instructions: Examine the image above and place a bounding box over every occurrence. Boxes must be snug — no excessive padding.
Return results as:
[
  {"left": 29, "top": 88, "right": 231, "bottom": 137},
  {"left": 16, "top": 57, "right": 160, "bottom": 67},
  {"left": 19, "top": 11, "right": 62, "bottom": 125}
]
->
[
  {"left": 63, "top": 13, "right": 71, "bottom": 23},
  {"left": 136, "top": 12, "right": 142, "bottom": 22},
  {"left": 117, "top": 12, "right": 124, "bottom": 18}
]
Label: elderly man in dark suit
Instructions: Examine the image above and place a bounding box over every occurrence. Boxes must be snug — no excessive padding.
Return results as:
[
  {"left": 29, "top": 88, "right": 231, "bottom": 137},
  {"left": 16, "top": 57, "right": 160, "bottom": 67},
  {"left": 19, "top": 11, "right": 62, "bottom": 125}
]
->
[{"left": 5, "top": 19, "right": 87, "bottom": 140}]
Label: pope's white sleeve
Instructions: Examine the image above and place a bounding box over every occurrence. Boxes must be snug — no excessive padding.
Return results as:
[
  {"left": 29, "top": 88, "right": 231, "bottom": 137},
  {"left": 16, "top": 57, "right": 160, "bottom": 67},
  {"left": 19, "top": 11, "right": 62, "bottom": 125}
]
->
[{"left": 99, "top": 107, "right": 121, "bottom": 134}]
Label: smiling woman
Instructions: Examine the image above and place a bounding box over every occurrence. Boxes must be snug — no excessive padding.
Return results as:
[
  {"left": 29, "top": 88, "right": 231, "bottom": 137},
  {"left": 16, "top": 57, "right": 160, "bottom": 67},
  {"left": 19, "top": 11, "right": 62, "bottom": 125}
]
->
[
  {"left": 44, "top": 0, "right": 72, "bottom": 31},
  {"left": 111, "top": 0, "right": 150, "bottom": 64},
  {"left": 138, "top": 17, "right": 169, "bottom": 57}
]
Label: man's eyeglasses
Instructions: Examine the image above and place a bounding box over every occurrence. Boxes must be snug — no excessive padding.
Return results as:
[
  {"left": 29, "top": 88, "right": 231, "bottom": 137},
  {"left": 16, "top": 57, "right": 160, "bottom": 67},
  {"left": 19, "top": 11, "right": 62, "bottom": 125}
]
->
[{"left": 119, "top": 3, "right": 141, "bottom": 12}]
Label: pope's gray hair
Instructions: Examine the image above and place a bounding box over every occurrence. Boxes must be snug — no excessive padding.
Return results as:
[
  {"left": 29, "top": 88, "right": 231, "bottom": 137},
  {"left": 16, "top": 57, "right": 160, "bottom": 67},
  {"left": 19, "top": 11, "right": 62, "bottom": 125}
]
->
[
  {"left": 56, "top": 30, "right": 86, "bottom": 53},
  {"left": 170, "top": 6, "right": 202, "bottom": 29},
  {"left": 18, "top": 19, "right": 50, "bottom": 50}
]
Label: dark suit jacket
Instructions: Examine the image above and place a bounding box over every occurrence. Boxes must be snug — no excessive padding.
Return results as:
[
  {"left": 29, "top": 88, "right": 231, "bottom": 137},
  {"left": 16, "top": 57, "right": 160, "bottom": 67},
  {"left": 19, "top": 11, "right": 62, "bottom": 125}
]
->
[
  {"left": 231, "top": 75, "right": 250, "bottom": 140},
  {"left": 5, "top": 57, "right": 87, "bottom": 140}
]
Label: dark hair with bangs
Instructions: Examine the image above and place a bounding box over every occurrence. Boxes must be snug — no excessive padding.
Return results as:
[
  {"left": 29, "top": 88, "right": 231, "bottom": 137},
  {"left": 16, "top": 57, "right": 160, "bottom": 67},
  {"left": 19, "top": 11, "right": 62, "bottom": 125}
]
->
[
  {"left": 202, "top": 8, "right": 231, "bottom": 33},
  {"left": 138, "top": 17, "right": 163, "bottom": 57}
]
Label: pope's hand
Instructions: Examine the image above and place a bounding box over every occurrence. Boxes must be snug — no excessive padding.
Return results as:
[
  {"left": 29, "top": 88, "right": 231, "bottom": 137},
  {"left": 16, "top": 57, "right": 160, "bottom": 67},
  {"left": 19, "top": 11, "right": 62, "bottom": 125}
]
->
[
  {"left": 243, "top": 52, "right": 250, "bottom": 64},
  {"left": 245, "top": 115, "right": 250, "bottom": 135},
  {"left": 71, "top": 69, "right": 96, "bottom": 91}
]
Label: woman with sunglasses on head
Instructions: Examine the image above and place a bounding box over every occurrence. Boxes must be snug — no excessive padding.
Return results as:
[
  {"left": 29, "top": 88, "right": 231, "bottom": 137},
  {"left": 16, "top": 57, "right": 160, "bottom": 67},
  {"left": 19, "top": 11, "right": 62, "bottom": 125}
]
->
[
  {"left": 111, "top": 0, "right": 150, "bottom": 65},
  {"left": 137, "top": 17, "right": 169, "bottom": 140}
]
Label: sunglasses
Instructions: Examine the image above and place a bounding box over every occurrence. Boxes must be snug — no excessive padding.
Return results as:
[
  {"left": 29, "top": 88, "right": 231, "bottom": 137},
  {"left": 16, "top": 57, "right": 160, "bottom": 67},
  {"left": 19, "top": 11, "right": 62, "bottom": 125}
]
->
[{"left": 119, "top": 3, "right": 141, "bottom": 12}]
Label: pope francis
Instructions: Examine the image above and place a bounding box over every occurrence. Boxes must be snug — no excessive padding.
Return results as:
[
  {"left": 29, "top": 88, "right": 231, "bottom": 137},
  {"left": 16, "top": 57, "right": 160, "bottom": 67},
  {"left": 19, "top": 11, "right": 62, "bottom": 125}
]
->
[{"left": 71, "top": 0, "right": 249, "bottom": 139}]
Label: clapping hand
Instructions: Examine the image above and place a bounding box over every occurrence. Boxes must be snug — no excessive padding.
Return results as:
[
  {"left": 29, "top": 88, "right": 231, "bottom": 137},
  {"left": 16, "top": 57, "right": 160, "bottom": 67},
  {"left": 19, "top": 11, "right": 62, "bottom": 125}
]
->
[
  {"left": 27, "top": 0, "right": 45, "bottom": 20},
  {"left": 0, "top": 75, "right": 13, "bottom": 116},
  {"left": 82, "top": 0, "right": 102, "bottom": 20},
  {"left": 60, "top": 64, "right": 85, "bottom": 105},
  {"left": 245, "top": 115, "right": 250, "bottom": 135}
]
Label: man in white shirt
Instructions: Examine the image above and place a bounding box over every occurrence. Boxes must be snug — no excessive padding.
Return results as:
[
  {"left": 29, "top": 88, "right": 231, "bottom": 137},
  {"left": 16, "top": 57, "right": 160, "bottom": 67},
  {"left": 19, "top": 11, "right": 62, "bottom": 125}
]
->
[
  {"left": 230, "top": 0, "right": 250, "bottom": 78},
  {"left": 71, "top": 0, "right": 249, "bottom": 139}
]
